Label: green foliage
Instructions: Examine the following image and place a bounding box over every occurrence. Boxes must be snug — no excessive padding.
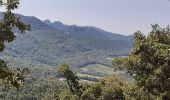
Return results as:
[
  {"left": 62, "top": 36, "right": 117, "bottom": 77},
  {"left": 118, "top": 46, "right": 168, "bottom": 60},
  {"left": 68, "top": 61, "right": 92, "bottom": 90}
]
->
[
  {"left": 0, "top": 0, "right": 30, "bottom": 52},
  {"left": 58, "top": 64, "right": 81, "bottom": 95},
  {"left": 81, "top": 84, "right": 102, "bottom": 100},
  {"left": 58, "top": 90, "right": 79, "bottom": 100},
  {"left": 0, "top": 0, "right": 30, "bottom": 88},
  {"left": 112, "top": 24, "right": 170, "bottom": 99},
  {"left": 58, "top": 64, "right": 126, "bottom": 100},
  {"left": 99, "top": 75, "right": 125, "bottom": 100},
  {"left": 81, "top": 75, "right": 126, "bottom": 100}
]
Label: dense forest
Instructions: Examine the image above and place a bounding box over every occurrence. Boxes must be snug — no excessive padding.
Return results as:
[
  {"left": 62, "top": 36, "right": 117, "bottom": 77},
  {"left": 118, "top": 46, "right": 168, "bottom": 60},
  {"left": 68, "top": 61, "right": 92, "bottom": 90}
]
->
[{"left": 0, "top": 0, "right": 169, "bottom": 100}]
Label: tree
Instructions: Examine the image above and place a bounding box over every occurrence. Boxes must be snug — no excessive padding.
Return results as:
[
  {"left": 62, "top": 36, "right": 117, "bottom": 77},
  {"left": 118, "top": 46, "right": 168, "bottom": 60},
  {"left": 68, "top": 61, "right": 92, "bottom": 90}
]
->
[
  {"left": 0, "top": 0, "right": 30, "bottom": 88},
  {"left": 15, "top": 67, "right": 30, "bottom": 99},
  {"left": 80, "top": 75, "right": 126, "bottom": 100},
  {"left": 57, "top": 64, "right": 81, "bottom": 95},
  {"left": 57, "top": 90, "right": 79, "bottom": 100},
  {"left": 99, "top": 75, "right": 126, "bottom": 100},
  {"left": 112, "top": 24, "right": 170, "bottom": 99},
  {"left": 57, "top": 64, "right": 126, "bottom": 100},
  {"left": 81, "top": 84, "right": 102, "bottom": 100}
]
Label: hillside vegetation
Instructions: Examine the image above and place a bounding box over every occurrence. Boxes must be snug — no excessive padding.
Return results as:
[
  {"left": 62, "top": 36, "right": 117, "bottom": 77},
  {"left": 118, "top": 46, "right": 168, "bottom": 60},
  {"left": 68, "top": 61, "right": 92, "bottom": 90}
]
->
[
  {"left": 0, "top": 13, "right": 132, "bottom": 68},
  {"left": 0, "top": 1, "right": 169, "bottom": 99}
]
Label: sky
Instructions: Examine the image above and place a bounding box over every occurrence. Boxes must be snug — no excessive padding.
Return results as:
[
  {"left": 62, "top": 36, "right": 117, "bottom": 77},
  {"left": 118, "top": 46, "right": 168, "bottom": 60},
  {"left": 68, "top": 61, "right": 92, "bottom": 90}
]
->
[{"left": 4, "top": 0, "right": 170, "bottom": 35}]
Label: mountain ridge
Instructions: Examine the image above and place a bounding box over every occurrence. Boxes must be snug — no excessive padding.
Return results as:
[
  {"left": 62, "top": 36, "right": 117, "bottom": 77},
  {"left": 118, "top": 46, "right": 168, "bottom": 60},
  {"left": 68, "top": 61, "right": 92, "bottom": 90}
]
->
[
  {"left": 0, "top": 13, "right": 133, "bottom": 68},
  {"left": 43, "top": 19, "right": 133, "bottom": 38}
]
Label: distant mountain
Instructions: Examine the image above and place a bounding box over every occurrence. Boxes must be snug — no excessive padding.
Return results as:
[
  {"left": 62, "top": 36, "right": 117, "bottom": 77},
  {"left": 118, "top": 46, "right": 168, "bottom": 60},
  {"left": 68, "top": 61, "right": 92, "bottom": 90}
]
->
[
  {"left": 44, "top": 20, "right": 132, "bottom": 41},
  {"left": 0, "top": 13, "right": 133, "bottom": 68}
]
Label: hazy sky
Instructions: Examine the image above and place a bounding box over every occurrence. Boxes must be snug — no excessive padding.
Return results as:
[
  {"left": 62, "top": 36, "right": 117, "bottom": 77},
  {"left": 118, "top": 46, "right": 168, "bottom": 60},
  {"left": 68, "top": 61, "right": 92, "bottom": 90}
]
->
[{"left": 8, "top": 0, "right": 170, "bottom": 35}]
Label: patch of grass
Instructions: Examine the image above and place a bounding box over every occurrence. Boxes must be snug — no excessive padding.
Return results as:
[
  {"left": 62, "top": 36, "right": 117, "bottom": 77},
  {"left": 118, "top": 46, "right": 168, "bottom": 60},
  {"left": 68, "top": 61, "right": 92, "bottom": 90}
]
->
[
  {"left": 77, "top": 73, "right": 102, "bottom": 79},
  {"left": 79, "top": 64, "right": 114, "bottom": 77}
]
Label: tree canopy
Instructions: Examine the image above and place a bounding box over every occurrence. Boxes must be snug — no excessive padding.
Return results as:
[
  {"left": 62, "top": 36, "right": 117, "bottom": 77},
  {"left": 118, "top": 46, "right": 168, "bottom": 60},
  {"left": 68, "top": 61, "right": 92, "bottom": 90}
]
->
[
  {"left": 0, "top": 0, "right": 30, "bottom": 88},
  {"left": 57, "top": 64, "right": 81, "bottom": 95},
  {"left": 113, "top": 24, "right": 170, "bottom": 99},
  {"left": 57, "top": 64, "right": 127, "bottom": 100}
]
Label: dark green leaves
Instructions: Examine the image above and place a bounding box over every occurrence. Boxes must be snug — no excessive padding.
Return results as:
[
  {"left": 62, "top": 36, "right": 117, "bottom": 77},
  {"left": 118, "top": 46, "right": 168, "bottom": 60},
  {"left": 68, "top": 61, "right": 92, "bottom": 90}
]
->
[
  {"left": 112, "top": 24, "right": 170, "bottom": 99},
  {"left": 0, "top": 0, "right": 30, "bottom": 88}
]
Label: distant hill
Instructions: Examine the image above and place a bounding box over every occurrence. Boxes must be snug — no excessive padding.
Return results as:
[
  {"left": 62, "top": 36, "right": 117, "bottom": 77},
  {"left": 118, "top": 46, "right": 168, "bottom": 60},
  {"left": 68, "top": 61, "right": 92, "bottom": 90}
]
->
[
  {"left": 44, "top": 20, "right": 133, "bottom": 41},
  {"left": 0, "top": 13, "right": 133, "bottom": 68}
]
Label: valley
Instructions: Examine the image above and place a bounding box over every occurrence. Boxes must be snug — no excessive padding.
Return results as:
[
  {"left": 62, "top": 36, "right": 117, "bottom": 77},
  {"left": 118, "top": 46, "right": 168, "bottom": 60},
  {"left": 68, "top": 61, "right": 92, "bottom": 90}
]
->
[{"left": 0, "top": 13, "right": 133, "bottom": 82}]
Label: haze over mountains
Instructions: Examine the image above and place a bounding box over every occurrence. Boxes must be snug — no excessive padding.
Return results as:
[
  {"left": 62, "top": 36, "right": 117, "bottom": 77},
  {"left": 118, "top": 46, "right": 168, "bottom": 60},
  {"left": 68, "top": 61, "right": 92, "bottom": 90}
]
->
[{"left": 0, "top": 13, "right": 133, "bottom": 69}]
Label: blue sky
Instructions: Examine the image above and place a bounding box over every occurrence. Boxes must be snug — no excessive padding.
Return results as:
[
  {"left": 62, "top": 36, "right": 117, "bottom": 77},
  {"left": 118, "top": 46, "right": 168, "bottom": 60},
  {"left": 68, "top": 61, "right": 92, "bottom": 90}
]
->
[{"left": 8, "top": 0, "right": 170, "bottom": 35}]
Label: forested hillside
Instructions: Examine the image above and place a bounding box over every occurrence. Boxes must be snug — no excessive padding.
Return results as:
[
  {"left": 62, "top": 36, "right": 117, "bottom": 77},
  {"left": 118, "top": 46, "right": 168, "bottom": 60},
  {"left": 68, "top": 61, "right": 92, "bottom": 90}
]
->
[
  {"left": 1, "top": 0, "right": 169, "bottom": 100},
  {"left": 0, "top": 11, "right": 134, "bottom": 99},
  {"left": 0, "top": 13, "right": 133, "bottom": 68}
]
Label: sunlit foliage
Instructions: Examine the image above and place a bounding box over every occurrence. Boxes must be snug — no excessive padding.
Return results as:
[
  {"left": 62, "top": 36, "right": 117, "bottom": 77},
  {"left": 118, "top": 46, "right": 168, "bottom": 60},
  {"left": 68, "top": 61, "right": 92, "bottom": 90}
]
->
[{"left": 113, "top": 24, "right": 170, "bottom": 99}]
